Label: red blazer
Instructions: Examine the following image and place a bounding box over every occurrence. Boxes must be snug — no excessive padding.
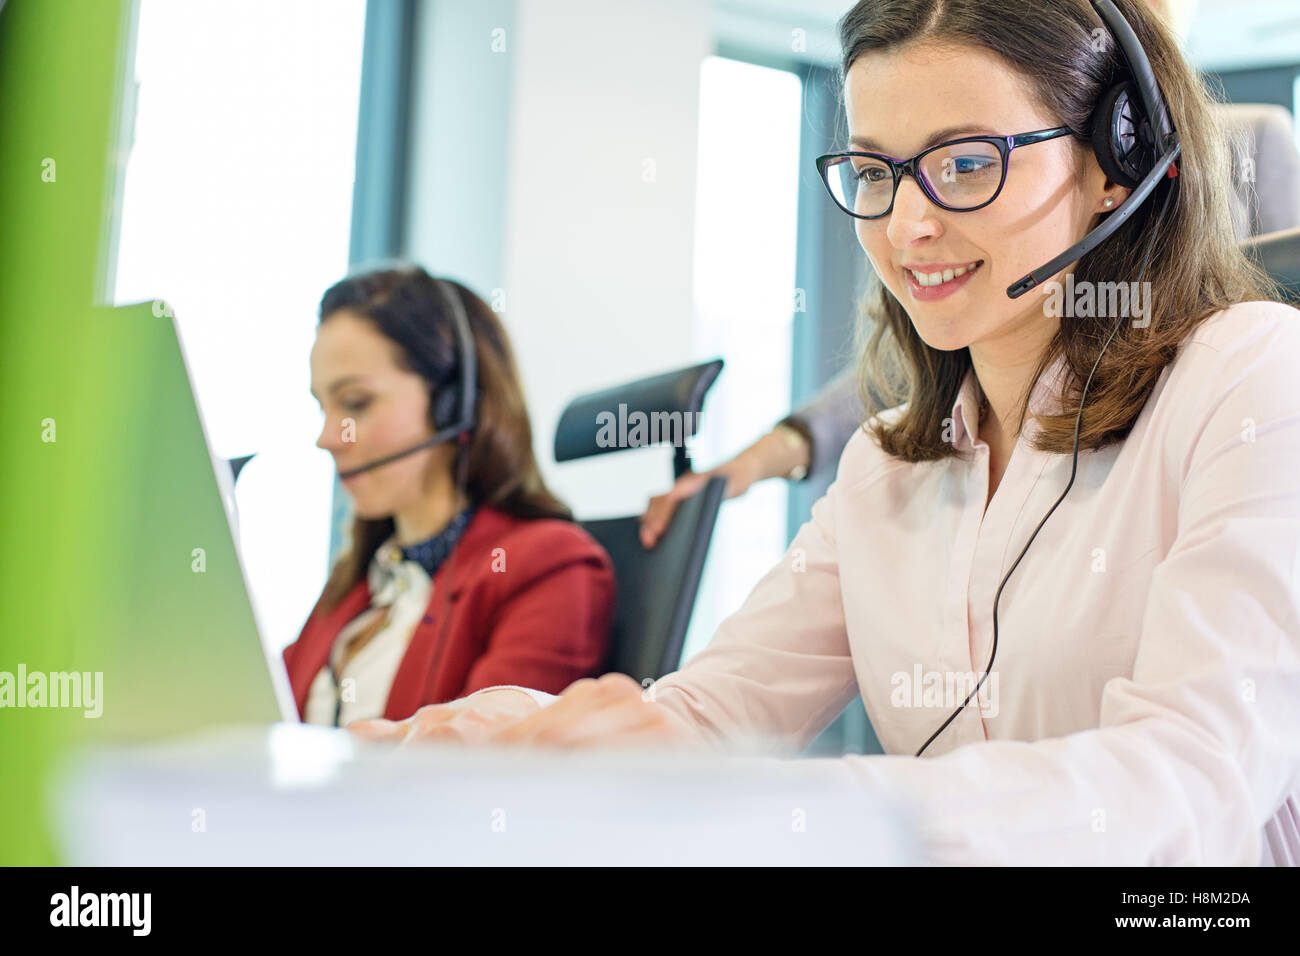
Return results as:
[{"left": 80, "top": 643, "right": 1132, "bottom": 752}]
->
[{"left": 283, "top": 506, "right": 615, "bottom": 721}]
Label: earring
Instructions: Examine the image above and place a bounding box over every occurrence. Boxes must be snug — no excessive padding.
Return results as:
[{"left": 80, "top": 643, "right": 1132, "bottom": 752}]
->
[{"left": 1102, "top": 197, "right": 1116, "bottom": 208}]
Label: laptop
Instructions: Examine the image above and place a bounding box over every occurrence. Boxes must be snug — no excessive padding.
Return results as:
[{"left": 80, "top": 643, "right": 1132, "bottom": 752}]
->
[{"left": 80, "top": 300, "right": 298, "bottom": 739}]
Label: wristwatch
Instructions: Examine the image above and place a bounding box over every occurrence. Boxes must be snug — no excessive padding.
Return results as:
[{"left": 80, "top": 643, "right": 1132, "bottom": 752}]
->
[{"left": 772, "top": 422, "right": 811, "bottom": 482}]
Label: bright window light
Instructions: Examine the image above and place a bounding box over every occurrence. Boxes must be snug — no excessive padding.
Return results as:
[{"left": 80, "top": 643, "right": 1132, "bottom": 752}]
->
[
  {"left": 684, "top": 55, "right": 803, "bottom": 664},
  {"left": 112, "top": 0, "right": 367, "bottom": 653}
]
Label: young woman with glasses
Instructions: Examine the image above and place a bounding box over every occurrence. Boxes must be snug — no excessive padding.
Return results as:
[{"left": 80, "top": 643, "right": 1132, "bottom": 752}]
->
[{"left": 351, "top": 0, "right": 1300, "bottom": 865}]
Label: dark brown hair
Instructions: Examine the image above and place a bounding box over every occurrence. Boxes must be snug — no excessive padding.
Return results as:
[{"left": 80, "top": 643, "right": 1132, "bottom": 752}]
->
[
  {"left": 838, "top": 0, "right": 1282, "bottom": 461},
  {"left": 314, "top": 264, "right": 572, "bottom": 614}
]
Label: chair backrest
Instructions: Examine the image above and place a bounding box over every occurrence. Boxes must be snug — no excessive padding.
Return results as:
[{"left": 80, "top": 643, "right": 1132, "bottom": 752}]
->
[
  {"left": 555, "top": 359, "right": 725, "bottom": 682},
  {"left": 227, "top": 454, "right": 256, "bottom": 484},
  {"left": 581, "top": 477, "right": 725, "bottom": 681},
  {"left": 1243, "top": 226, "right": 1300, "bottom": 303}
]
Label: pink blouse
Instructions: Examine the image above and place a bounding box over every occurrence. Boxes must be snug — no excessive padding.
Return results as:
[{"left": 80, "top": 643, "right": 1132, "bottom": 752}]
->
[{"left": 495, "top": 299, "right": 1300, "bottom": 865}]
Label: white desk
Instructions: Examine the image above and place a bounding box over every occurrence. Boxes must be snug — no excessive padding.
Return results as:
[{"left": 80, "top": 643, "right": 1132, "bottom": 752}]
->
[{"left": 51, "top": 723, "right": 919, "bottom": 865}]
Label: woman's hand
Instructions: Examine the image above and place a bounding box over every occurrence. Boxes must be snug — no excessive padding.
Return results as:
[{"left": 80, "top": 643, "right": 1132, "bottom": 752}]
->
[
  {"left": 488, "top": 673, "right": 707, "bottom": 751},
  {"left": 346, "top": 687, "right": 540, "bottom": 748},
  {"left": 639, "top": 427, "right": 811, "bottom": 549},
  {"left": 639, "top": 454, "right": 761, "bottom": 549}
]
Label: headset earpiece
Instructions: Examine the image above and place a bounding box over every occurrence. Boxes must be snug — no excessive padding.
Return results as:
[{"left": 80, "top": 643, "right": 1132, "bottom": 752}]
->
[
  {"left": 428, "top": 277, "right": 475, "bottom": 434},
  {"left": 431, "top": 379, "right": 460, "bottom": 431},
  {"left": 1091, "top": 80, "right": 1149, "bottom": 190}
]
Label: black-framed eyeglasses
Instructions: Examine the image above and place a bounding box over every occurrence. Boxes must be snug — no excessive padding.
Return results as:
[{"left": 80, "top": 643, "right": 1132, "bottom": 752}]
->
[{"left": 815, "top": 127, "right": 1074, "bottom": 220}]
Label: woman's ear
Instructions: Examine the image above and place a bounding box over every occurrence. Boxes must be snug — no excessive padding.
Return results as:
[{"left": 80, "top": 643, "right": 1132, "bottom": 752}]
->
[{"left": 1079, "top": 144, "right": 1132, "bottom": 214}]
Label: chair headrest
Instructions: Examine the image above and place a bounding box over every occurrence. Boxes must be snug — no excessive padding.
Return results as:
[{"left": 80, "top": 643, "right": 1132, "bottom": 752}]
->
[
  {"left": 1243, "top": 226, "right": 1300, "bottom": 300},
  {"left": 554, "top": 359, "right": 723, "bottom": 471}
]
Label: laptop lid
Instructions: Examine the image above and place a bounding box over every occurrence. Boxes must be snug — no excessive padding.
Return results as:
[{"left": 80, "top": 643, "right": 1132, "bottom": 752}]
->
[{"left": 82, "top": 300, "right": 297, "bottom": 737}]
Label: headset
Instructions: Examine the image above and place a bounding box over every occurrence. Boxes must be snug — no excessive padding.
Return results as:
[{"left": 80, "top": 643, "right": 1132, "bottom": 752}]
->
[
  {"left": 915, "top": 0, "right": 1182, "bottom": 755},
  {"left": 336, "top": 276, "right": 477, "bottom": 480},
  {"left": 1007, "top": 0, "right": 1182, "bottom": 299},
  {"left": 329, "top": 274, "right": 479, "bottom": 727}
]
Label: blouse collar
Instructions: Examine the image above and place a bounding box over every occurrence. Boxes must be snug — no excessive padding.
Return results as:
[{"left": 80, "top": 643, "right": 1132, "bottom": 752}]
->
[
  {"left": 948, "top": 352, "right": 1073, "bottom": 452},
  {"left": 374, "top": 502, "right": 478, "bottom": 581}
]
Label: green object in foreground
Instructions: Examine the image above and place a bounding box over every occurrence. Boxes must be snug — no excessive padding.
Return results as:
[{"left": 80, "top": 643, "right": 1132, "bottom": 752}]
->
[{"left": 0, "top": 0, "right": 226, "bottom": 864}]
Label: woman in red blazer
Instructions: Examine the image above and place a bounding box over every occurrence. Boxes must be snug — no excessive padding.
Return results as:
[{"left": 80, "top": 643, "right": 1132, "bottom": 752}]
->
[{"left": 283, "top": 264, "right": 614, "bottom": 726}]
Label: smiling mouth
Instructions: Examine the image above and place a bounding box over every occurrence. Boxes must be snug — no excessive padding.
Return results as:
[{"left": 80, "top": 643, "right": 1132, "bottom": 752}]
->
[{"left": 905, "top": 260, "right": 984, "bottom": 288}]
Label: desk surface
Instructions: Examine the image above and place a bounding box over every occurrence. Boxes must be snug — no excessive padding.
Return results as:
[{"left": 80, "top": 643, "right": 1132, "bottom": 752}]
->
[{"left": 52, "top": 723, "right": 919, "bottom": 865}]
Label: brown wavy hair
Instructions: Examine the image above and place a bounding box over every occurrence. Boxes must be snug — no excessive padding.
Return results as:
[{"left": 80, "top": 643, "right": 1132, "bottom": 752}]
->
[
  {"left": 314, "top": 263, "right": 572, "bottom": 614},
  {"left": 838, "top": 0, "right": 1283, "bottom": 461}
]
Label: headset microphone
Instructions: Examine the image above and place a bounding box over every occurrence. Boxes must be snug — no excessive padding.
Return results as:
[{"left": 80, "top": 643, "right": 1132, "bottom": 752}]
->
[{"left": 337, "top": 425, "right": 467, "bottom": 480}]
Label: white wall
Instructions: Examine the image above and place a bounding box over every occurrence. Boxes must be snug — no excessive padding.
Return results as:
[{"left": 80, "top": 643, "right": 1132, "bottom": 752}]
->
[
  {"left": 403, "top": 0, "right": 713, "bottom": 516},
  {"left": 112, "top": 0, "right": 366, "bottom": 652},
  {"left": 499, "top": 0, "right": 714, "bottom": 516},
  {"left": 400, "top": 0, "right": 818, "bottom": 669},
  {"left": 404, "top": 0, "right": 516, "bottom": 297}
]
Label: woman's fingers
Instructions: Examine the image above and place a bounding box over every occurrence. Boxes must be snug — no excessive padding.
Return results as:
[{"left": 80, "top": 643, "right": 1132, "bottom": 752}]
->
[
  {"left": 348, "top": 677, "right": 699, "bottom": 752},
  {"left": 640, "top": 455, "right": 760, "bottom": 548},
  {"left": 346, "top": 717, "right": 407, "bottom": 741},
  {"left": 397, "top": 701, "right": 527, "bottom": 748},
  {"left": 346, "top": 702, "right": 457, "bottom": 743},
  {"left": 396, "top": 719, "right": 468, "bottom": 749},
  {"left": 489, "top": 674, "right": 692, "bottom": 749},
  {"left": 640, "top": 471, "right": 709, "bottom": 548},
  {"left": 487, "top": 676, "right": 617, "bottom": 744},
  {"left": 507, "top": 708, "right": 682, "bottom": 750}
]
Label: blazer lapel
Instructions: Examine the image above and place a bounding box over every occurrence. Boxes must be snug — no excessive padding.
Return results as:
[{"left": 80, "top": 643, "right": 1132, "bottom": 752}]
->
[{"left": 382, "top": 508, "right": 509, "bottom": 718}]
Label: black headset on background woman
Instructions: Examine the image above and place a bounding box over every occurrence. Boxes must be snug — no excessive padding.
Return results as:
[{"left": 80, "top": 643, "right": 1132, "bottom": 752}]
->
[
  {"left": 330, "top": 275, "right": 478, "bottom": 726},
  {"left": 915, "top": 0, "right": 1182, "bottom": 755},
  {"left": 335, "top": 276, "right": 477, "bottom": 481}
]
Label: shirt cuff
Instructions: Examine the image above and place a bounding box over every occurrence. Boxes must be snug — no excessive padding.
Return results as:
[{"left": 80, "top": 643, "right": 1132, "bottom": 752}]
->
[
  {"left": 468, "top": 685, "right": 560, "bottom": 709},
  {"left": 772, "top": 420, "right": 812, "bottom": 482}
]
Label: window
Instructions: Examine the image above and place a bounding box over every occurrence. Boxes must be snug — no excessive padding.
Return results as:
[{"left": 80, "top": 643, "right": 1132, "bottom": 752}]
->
[
  {"left": 684, "top": 55, "right": 803, "bottom": 663},
  {"left": 111, "top": 0, "right": 368, "bottom": 652}
]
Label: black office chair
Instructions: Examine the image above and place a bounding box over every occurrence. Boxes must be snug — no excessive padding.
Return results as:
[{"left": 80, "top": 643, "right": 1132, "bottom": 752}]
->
[
  {"left": 555, "top": 359, "right": 726, "bottom": 683},
  {"left": 1243, "top": 226, "right": 1300, "bottom": 302},
  {"left": 227, "top": 454, "right": 256, "bottom": 484}
]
